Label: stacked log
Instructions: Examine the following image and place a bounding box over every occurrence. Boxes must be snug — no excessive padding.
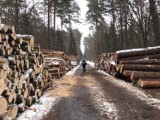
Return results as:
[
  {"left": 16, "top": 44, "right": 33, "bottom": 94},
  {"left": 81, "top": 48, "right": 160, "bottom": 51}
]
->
[
  {"left": 115, "top": 46, "right": 160, "bottom": 86},
  {"left": 96, "top": 46, "right": 160, "bottom": 88},
  {"left": 0, "top": 23, "right": 51, "bottom": 119},
  {"left": 95, "top": 53, "right": 116, "bottom": 76},
  {"left": 42, "top": 49, "right": 77, "bottom": 79},
  {"left": 45, "top": 58, "right": 66, "bottom": 79},
  {"left": 67, "top": 55, "right": 80, "bottom": 67}
]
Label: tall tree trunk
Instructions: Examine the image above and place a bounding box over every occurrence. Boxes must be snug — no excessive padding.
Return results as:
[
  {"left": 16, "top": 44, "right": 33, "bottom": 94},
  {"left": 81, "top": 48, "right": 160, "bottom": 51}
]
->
[
  {"left": 53, "top": 0, "right": 57, "bottom": 50},
  {"left": 48, "top": 0, "right": 51, "bottom": 49},
  {"left": 119, "top": 3, "right": 124, "bottom": 50},
  {"left": 111, "top": 0, "right": 116, "bottom": 51},
  {"left": 15, "top": 0, "right": 19, "bottom": 33},
  {"left": 149, "top": 0, "right": 160, "bottom": 45},
  {"left": 123, "top": 0, "right": 128, "bottom": 49}
]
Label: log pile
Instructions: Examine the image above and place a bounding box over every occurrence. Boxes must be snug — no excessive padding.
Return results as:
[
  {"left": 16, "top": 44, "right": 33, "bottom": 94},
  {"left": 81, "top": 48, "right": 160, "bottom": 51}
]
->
[
  {"left": 96, "top": 46, "right": 160, "bottom": 88},
  {"left": 95, "top": 53, "right": 116, "bottom": 75},
  {"left": 67, "top": 55, "right": 80, "bottom": 67},
  {"left": 42, "top": 49, "right": 76, "bottom": 79},
  {"left": 0, "top": 23, "right": 51, "bottom": 119}
]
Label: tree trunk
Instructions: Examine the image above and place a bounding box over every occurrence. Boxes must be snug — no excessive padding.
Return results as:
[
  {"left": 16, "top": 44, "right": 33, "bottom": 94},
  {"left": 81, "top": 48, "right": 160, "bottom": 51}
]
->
[
  {"left": 48, "top": 0, "right": 51, "bottom": 49},
  {"left": 149, "top": 0, "right": 160, "bottom": 45}
]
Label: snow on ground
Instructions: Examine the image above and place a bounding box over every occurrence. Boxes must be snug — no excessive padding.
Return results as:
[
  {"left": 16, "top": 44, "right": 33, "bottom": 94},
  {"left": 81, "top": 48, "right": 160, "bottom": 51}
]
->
[
  {"left": 65, "top": 65, "right": 80, "bottom": 75},
  {"left": 89, "top": 78, "right": 118, "bottom": 120},
  {"left": 87, "top": 61, "right": 95, "bottom": 68},
  {"left": 98, "top": 70, "right": 160, "bottom": 110},
  {"left": 97, "top": 70, "right": 109, "bottom": 76},
  {"left": 17, "top": 95, "right": 59, "bottom": 120}
]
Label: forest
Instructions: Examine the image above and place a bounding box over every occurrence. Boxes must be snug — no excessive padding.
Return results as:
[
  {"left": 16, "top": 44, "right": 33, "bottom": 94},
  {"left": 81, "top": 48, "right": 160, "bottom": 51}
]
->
[{"left": 0, "top": 0, "right": 160, "bottom": 60}]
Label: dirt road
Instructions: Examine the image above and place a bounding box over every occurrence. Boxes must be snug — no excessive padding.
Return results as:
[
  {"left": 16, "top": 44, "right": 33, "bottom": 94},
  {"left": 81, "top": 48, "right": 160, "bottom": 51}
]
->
[{"left": 42, "top": 66, "right": 160, "bottom": 120}]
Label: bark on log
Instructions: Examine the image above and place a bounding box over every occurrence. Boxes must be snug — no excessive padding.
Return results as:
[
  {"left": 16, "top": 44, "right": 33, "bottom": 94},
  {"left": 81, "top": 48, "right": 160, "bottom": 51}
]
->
[
  {"left": 120, "top": 64, "right": 160, "bottom": 73},
  {"left": 116, "top": 54, "right": 160, "bottom": 63},
  {"left": 119, "top": 59, "right": 160, "bottom": 65},
  {"left": 116, "top": 46, "right": 160, "bottom": 59}
]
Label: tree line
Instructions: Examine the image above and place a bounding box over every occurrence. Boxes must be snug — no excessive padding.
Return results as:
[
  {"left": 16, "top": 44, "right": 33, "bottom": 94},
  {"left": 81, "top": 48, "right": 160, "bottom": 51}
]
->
[
  {"left": 84, "top": 0, "right": 160, "bottom": 60},
  {"left": 0, "top": 0, "right": 81, "bottom": 56}
]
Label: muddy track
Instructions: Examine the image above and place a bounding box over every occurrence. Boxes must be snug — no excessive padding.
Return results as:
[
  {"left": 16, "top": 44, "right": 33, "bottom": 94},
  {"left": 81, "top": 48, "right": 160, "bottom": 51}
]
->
[{"left": 42, "top": 66, "right": 160, "bottom": 120}]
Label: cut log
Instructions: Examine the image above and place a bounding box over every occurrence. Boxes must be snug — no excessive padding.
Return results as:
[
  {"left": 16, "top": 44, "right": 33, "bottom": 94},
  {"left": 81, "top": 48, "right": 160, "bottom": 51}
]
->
[
  {"left": 0, "top": 96, "right": 8, "bottom": 115},
  {"left": 116, "top": 54, "right": 160, "bottom": 63},
  {"left": 16, "top": 35, "right": 34, "bottom": 50},
  {"left": 8, "top": 77, "right": 19, "bottom": 84},
  {"left": 16, "top": 94, "right": 25, "bottom": 104},
  {"left": 0, "top": 111, "right": 8, "bottom": 120},
  {"left": 26, "top": 96, "right": 33, "bottom": 107},
  {"left": 116, "top": 46, "right": 160, "bottom": 59},
  {"left": 119, "top": 59, "right": 160, "bottom": 65},
  {"left": 120, "top": 64, "right": 160, "bottom": 73},
  {"left": 12, "top": 92, "right": 17, "bottom": 104},
  {"left": 0, "top": 24, "right": 15, "bottom": 33},
  {"left": 32, "top": 95, "right": 38, "bottom": 103},
  {"left": 0, "top": 62, "right": 8, "bottom": 70},
  {"left": 137, "top": 79, "right": 160, "bottom": 88},
  {"left": 23, "top": 88, "right": 29, "bottom": 99},
  {"left": 7, "top": 104, "right": 18, "bottom": 119},
  {"left": 0, "top": 79, "right": 5, "bottom": 95},
  {"left": 130, "top": 71, "right": 160, "bottom": 80}
]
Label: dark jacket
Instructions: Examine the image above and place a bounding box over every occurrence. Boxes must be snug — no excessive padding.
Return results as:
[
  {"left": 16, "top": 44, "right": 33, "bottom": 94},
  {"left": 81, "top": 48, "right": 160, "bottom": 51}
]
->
[{"left": 82, "top": 60, "right": 87, "bottom": 67}]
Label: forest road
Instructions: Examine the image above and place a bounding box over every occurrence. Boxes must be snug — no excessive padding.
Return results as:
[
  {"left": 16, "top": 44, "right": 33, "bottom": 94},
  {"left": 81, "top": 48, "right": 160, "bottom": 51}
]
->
[{"left": 42, "top": 65, "right": 160, "bottom": 120}]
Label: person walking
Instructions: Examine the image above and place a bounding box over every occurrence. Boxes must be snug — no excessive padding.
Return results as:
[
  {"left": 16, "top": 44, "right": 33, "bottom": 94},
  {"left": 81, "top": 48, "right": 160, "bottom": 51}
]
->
[{"left": 82, "top": 60, "right": 87, "bottom": 72}]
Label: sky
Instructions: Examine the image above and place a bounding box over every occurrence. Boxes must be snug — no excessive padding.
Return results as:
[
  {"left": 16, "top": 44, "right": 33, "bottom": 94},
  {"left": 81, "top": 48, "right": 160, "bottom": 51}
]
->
[{"left": 73, "top": 0, "right": 90, "bottom": 54}]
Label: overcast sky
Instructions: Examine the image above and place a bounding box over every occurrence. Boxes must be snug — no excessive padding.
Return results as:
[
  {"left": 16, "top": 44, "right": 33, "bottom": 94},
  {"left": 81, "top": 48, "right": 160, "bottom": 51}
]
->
[{"left": 74, "top": 0, "right": 89, "bottom": 54}]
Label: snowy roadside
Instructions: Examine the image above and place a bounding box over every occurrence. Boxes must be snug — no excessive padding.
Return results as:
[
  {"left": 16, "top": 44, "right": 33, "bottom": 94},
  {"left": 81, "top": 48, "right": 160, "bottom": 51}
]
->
[
  {"left": 65, "top": 65, "right": 80, "bottom": 75},
  {"left": 17, "top": 95, "right": 60, "bottom": 120},
  {"left": 97, "top": 70, "right": 160, "bottom": 110},
  {"left": 87, "top": 61, "right": 95, "bottom": 68}
]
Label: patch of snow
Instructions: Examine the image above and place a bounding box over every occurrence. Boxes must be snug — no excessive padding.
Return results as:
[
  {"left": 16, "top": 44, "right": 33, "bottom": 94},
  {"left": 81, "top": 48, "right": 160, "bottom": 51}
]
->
[
  {"left": 109, "top": 61, "right": 115, "bottom": 65},
  {"left": 102, "top": 72, "right": 160, "bottom": 110},
  {"left": 71, "top": 60, "right": 77, "bottom": 66},
  {"left": 16, "top": 34, "right": 33, "bottom": 38},
  {"left": 89, "top": 80, "right": 118, "bottom": 120},
  {"left": 17, "top": 95, "right": 59, "bottom": 120},
  {"left": 24, "top": 69, "right": 33, "bottom": 80},
  {"left": 65, "top": 65, "right": 80, "bottom": 75},
  {"left": 45, "top": 58, "right": 65, "bottom": 62},
  {"left": 97, "top": 70, "right": 110, "bottom": 76},
  {"left": 51, "top": 61, "right": 60, "bottom": 65},
  {"left": 87, "top": 61, "right": 95, "bottom": 68},
  {"left": 116, "top": 48, "right": 144, "bottom": 54},
  {"left": 117, "top": 46, "right": 160, "bottom": 54}
]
